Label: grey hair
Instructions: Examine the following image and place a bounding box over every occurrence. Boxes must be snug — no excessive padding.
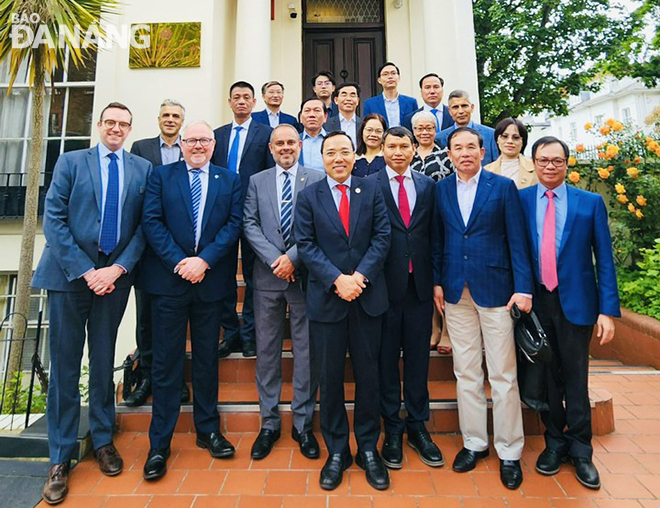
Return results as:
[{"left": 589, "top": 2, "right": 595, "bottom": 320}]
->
[
  {"left": 159, "top": 99, "right": 186, "bottom": 115},
  {"left": 447, "top": 89, "right": 470, "bottom": 102},
  {"left": 182, "top": 120, "right": 213, "bottom": 137},
  {"left": 269, "top": 123, "right": 300, "bottom": 142},
  {"left": 411, "top": 110, "right": 438, "bottom": 129}
]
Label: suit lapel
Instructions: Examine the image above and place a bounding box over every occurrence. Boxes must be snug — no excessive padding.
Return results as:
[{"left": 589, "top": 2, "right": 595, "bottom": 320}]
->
[
  {"left": 220, "top": 126, "right": 231, "bottom": 166},
  {"left": 151, "top": 137, "right": 163, "bottom": 167},
  {"left": 292, "top": 166, "right": 310, "bottom": 213},
  {"left": 266, "top": 167, "right": 280, "bottom": 222},
  {"left": 241, "top": 123, "right": 258, "bottom": 160},
  {"left": 88, "top": 146, "right": 102, "bottom": 212},
  {"left": 526, "top": 187, "right": 540, "bottom": 259},
  {"left": 201, "top": 165, "right": 220, "bottom": 232},
  {"left": 176, "top": 161, "right": 195, "bottom": 226},
  {"left": 465, "top": 171, "right": 495, "bottom": 231},
  {"left": 318, "top": 180, "right": 348, "bottom": 241},
  {"left": 376, "top": 95, "right": 386, "bottom": 120},
  {"left": 408, "top": 170, "right": 426, "bottom": 228},
  {"left": 559, "top": 185, "right": 580, "bottom": 255},
  {"left": 121, "top": 152, "right": 134, "bottom": 209},
  {"left": 378, "top": 170, "right": 406, "bottom": 229},
  {"left": 348, "top": 179, "right": 363, "bottom": 244},
  {"left": 444, "top": 174, "right": 465, "bottom": 230}
]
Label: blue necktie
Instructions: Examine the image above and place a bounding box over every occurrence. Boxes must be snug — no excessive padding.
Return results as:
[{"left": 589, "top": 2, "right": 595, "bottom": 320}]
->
[
  {"left": 280, "top": 172, "right": 293, "bottom": 248},
  {"left": 190, "top": 169, "right": 202, "bottom": 246},
  {"left": 227, "top": 125, "right": 243, "bottom": 173},
  {"left": 99, "top": 152, "right": 119, "bottom": 254},
  {"left": 430, "top": 108, "right": 440, "bottom": 129}
]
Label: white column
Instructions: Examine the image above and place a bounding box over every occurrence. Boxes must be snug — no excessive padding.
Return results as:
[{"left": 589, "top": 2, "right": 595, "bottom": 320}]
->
[{"left": 234, "top": 0, "right": 271, "bottom": 89}]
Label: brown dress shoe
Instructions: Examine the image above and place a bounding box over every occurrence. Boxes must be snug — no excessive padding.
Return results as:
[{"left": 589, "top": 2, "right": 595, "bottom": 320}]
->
[
  {"left": 41, "top": 462, "right": 70, "bottom": 505},
  {"left": 94, "top": 443, "right": 124, "bottom": 476}
]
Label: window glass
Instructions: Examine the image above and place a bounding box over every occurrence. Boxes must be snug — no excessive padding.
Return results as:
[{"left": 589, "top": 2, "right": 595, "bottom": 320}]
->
[{"left": 306, "top": 0, "right": 383, "bottom": 23}]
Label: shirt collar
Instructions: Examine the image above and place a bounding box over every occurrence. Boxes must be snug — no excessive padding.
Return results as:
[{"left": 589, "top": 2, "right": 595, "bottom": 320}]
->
[
  {"left": 232, "top": 117, "right": 252, "bottom": 131},
  {"left": 302, "top": 128, "right": 326, "bottom": 140},
  {"left": 159, "top": 135, "right": 181, "bottom": 148},
  {"left": 339, "top": 114, "right": 357, "bottom": 124},
  {"left": 98, "top": 143, "right": 123, "bottom": 160},
  {"left": 385, "top": 166, "right": 412, "bottom": 181},
  {"left": 383, "top": 92, "right": 400, "bottom": 103},
  {"left": 267, "top": 108, "right": 279, "bottom": 118},
  {"left": 537, "top": 182, "right": 566, "bottom": 200},
  {"left": 423, "top": 103, "right": 443, "bottom": 113},
  {"left": 327, "top": 174, "right": 351, "bottom": 189},
  {"left": 186, "top": 162, "right": 210, "bottom": 174},
  {"left": 457, "top": 168, "right": 482, "bottom": 186},
  {"left": 276, "top": 163, "right": 299, "bottom": 179}
]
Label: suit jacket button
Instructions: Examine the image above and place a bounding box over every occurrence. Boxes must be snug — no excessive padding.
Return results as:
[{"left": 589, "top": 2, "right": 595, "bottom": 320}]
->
[
  {"left": 463, "top": 255, "right": 468, "bottom": 260},
  {"left": 463, "top": 234, "right": 468, "bottom": 239}
]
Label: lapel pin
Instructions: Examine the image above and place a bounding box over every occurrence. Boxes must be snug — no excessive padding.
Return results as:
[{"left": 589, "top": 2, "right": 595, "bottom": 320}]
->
[
  {"left": 214, "top": 174, "right": 219, "bottom": 179},
  {"left": 300, "top": 177, "right": 305, "bottom": 182},
  {"left": 355, "top": 187, "right": 361, "bottom": 194}
]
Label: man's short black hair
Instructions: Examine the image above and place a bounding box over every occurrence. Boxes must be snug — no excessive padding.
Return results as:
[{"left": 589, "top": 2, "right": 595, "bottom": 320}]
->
[
  {"left": 321, "top": 130, "right": 355, "bottom": 153},
  {"left": 378, "top": 62, "right": 400, "bottom": 76},
  {"left": 494, "top": 118, "right": 529, "bottom": 153},
  {"left": 419, "top": 73, "right": 445, "bottom": 88},
  {"left": 334, "top": 81, "right": 361, "bottom": 96},
  {"left": 299, "top": 97, "right": 328, "bottom": 116},
  {"left": 531, "top": 136, "right": 570, "bottom": 160},
  {"left": 99, "top": 102, "right": 132, "bottom": 123},
  {"left": 383, "top": 126, "right": 415, "bottom": 146},
  {"left": 447, "top": 126, "right": 484, "bottom": 150},
  {"left": 229, "top": 81, "right": 255, "bottom": 97},
  {"left": 311, "top": 70, "right": 336, "bottom": 87},
  {"left": 261, "top": 80, "right": 284, "bottom": 95}
]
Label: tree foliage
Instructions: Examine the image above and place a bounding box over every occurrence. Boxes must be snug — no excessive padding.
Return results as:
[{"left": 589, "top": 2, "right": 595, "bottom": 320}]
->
[{"left": 473, "top": 0, "right": 633, "bottom": 126}]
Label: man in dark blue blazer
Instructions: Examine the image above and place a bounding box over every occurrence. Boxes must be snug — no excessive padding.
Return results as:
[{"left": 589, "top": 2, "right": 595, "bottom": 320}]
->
[
  {"left": 520, "top": 136, "right": 620, "bottom": 490},
  {"left": 432, "top": 127, "right": 533, "bottom": 490},
  {"left": 402, "top": 73, "right": 453, "bottom": 132},
  {"left": 435, "top": 90, "right": 499, "bottom": 166},
  {"left": 251, "top": 80, "right": 299, "bottom": 129},
  {"left": 212, "top": 81, "right": 275, "bottom": 358},
  {"left": 294, "top": 132, "right": 391, "bottom": 492},
  {"left": 140, "top": 121, "right": 242, "bottom": 481},
  {"left": 323, "top": 82, "right": 362, "bottom": 149},
  {"left": 312, "top": 70, "right": 339, "bottom": 118},
  {"left": 32, "top": 102, "right": 151, "bottom": 505},
  {"left": 370, "top": 127, "right": 444, "bottom": 471},
  {"left": 363, "top": 62, "right": 419, "bottom": 128}
]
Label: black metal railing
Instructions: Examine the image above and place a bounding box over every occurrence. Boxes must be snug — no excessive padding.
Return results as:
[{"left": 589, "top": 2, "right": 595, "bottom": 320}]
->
[{"left": 0, "top": 172, "right": 52, "bottom": 218}]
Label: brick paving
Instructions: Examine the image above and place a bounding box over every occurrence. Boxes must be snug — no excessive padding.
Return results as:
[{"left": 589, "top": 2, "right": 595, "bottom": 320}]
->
[{"left": 36, "top": 365, "right": 660, "bottom": 507}]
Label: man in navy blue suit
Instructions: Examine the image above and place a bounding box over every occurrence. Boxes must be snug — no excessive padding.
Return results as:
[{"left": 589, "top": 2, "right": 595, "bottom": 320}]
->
[
  {"left": 312, "top": 70, "right": 339, "bottom": 118},
  {"left": 363, "top": 62, "right": 418, "bottom": 128},
  {"left": 432, "top": 127, "right": 533, "bottom": 490},
  {"left": 403, "top": 73, "right": 453, "bottom": 132},
  {"left": 33, "top": 102, "right": 151, "bottom": 505},
  {"left": 251, "top": 81, "right": 299, "bottom": 129},
  {"left": 371, "top": 127, "right": 444, "bottom": 471},
  {"left": 212, "top": 81, "right": 274, "bottom": 358},
  {"left": 520, "top": 136, "right": 620, "bottom": 490},
  {"left": 141, "top": 121, "right": 242, "bottom": 481},
  {"left": 294, "top": 132, "right": 391, "bottom": 492},
  {"left": 435, "top": 90, "right": 499, "bottom": 166}
]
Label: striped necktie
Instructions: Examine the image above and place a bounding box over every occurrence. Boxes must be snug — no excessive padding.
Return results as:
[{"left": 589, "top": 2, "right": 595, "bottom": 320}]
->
[
  {"left": 190, "top": 169, "right": 202, "bottom": 246},
  {"left": 280, "top": 171, "right": 293, "bottom": 248}
]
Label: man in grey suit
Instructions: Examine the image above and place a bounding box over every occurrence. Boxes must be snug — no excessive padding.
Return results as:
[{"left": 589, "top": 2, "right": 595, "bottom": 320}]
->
[
  {"left": 323, "top": 82, "right": 362, "bottom": 149},
  {"left": 32, "top": 102, "right": 151, "bottom": 505},
  {"left": 243, "top": 123, "right": 324, "bottom": 460}
]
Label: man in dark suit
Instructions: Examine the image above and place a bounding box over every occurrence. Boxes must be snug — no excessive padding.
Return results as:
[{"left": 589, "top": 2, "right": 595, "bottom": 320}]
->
[
  {"left": 212, "top": 81, "right": 274, "bottom": 358},
  {"left": 363, "top": 62, "right": 419, "bottom": 128},
  {"left": 520, "top": 136, "right": 620, "bottom": 490},
  {"left": 435, "top": 90, "right": 499, "bottom": 166},
  {"left": 33, "top": 102, "right": 151, "bottom": 505},
  {"left": 243, "top": 124, "right": 325, "bottom": 460},
  {"left": 312, "top": 70, "right": 339, "bottom": 118},
  {"left": 251, "top": 81, "right": 299, "bottom": 129},
  {"left": 403, "top": 73, "right": 453, "bottom": 132},
  {"left": 128, "top": 99, "right": 188, "bottom": 407},
  {"left": 432, "top": 127, "right": 533, "bottom": 490},
  {"left": 323, "top": 82, "right": 362, "bottom": 149},
  {"left": 294, "top": 132, "right": 391, "bottom": 491},
  {"left": 370, "top": 127, "right": 443, "bottom": 470},
  {"left": 141, "top": 120, "right": 242, "bottom": 480}
]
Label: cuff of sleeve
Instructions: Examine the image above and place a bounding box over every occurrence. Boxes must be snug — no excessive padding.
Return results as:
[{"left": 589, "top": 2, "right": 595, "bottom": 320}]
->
[{"left": 113, "top": 264, "right": 128, "bottom": 274}]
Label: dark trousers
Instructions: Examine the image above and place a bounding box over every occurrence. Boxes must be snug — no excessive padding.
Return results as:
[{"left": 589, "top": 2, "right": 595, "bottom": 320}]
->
[
  {"left": 134, "top": 288, "right": 153, "bottom": 376},
  {"left": 310, "top": 303, "right": 382, "bottom": 455},
  {"left": 149, "top": 289, "right": 221, "bottom": 450},
  {"left": 379, "top": 274, "right": 433, "bottom": 435},
  {"left": 220, "top": 238, "right": 255, "bottom": 344},
  {"left": 536, "top": 288, "right": 594, "bottom": 459},
  {"left": 47, "top": 287, "right": 131, "bottom": 464}
]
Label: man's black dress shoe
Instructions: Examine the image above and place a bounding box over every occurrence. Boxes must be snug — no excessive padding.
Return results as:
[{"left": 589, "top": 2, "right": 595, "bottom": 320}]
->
[
  {"left": 196, "top": 432, "right": 235, "bottom": 458},
  {"left": 320, "top": 452, "right": 352, "bottom": 491},
  {"left": 572, "top": 457, "right": 601, "bottom": 489},
  {"left": 143, "top": 448, "right": 170, "bottom": 481},
  {"left": 292, "top": 427, "right": 320, "bottom": 459},
  {"left": 218, "top": 340, "right": 242, "bottom": 359},
  {"left": 181, "top": 382, "right": 191, "bottom": 403},
  {"left": 452, "top": 447, "right": 489, "bottom": 472},
  {"left": 124, "top": 378, "right": 151, "bottom": 407},
  {"left": 381, "top": 434, "right": 403, "bottom": 469},
  {"left": 500, "top": 459, "right": 523, "bottom": 489},
  {"left": 356, "top": 450, "right": 390, "bottom": 490},
  {"left": 536, "top": 448, "right": 567, "bottom": 475},
  {"left": 251, "top": 428, "right": 280, "bottom": 459},
  {"left": 242, "top": 340, "right": 256, "bottom": 358},
  {"left": 407, "top": 428, "right": 444, "bottom": 467}
]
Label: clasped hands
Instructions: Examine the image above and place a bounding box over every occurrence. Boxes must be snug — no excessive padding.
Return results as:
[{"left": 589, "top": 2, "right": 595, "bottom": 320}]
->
[
  {"left": 84, "top": 265, "right": 124, "bottom": 296},
  {"left": 271, "top": 254, "right": 295, "bottom": 282},
  {"left": 175, "top": 256, "right": 209, "bottom": 283},
  {"left": 334, "top": 272, "right": 367, "bottom": 302}
]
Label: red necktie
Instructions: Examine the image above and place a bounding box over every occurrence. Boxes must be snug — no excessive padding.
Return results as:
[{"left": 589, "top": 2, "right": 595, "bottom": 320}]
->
[
  {"left": 337, "top": 184, "right": 350, "bottom": 236},
  {"left": 395, "top": 175, "right": 413, "bottom": 272},
  {"left": 541, "top": 190, "right": 558, "bottom": 291}
]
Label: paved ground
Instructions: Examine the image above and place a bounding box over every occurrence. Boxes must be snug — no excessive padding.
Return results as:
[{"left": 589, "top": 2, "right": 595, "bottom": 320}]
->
[{"left": 34, "top": 364, "right": 660, "bottom": 508}]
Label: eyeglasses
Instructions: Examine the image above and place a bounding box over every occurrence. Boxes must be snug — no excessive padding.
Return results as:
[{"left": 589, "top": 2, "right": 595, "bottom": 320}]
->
[
  {"left": 364, "top": 127, "right": 384, "bottom": 135},
  {"left": 182, "top": 137, "right": 213, "bottom": 147},
  {"left": 315, "top": 80, "right": 332, "bottom": 87},
  {"left": 534, "top": 157, "right": 567, "bottom": 167},
  {"left": 103, "top": 119, "right": 131, "bottom": 131},
  {"left": 413, "top": 125, "right": 436, "bottom": 133}
]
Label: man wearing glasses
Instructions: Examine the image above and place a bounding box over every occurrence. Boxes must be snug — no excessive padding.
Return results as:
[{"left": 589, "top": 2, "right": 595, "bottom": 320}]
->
[
  {"left": 140, "top": 121, "right": 243, "bottom": 480},
  {"left": 312, "top": 70, "right": 339, "bottom": 118},
  {"left": 33, "top": 103, "right": 151, "bottom": 505},
  {"left": 519, "top": 137, "right": 620, "bottom": 490},
  {"left": 363, "top": 62, "right": 419, "bottom": 128}
]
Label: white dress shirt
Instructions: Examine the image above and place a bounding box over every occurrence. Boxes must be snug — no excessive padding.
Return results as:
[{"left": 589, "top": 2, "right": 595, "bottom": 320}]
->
[
  {"left": 383, "top": 93, "right": 401, "bottom": 127},
  {"left": 327, "top": 175, "right": 352, "bottom": 209},
  {"left": 159, "top": 135, "right": 182, "bottom": 165},
  {"left": 186, "top": 161, "right": 210, "bottom": 249},
  {"left": 456, "top": 169, "right": 481, "bottom": 227},
  {"left": 385, "top": 166, "right": 417, "bottom": 213},
  {"left": 423, "top": 103, "right": 444, "bottom": 128},
  {"left": 228, "top": 117, "right": 252, "bottom": 172},
  {"left": 276, "top": 163, "right": 298, "bottom": 218},
  {"left": 339, "top": 114, "right": 358, "bottom": 148},
  {"left": 267, "top": 109, "right": 280, "bottom": 128}
]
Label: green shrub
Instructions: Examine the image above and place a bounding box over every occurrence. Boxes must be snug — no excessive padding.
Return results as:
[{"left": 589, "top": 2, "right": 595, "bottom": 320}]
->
[{"left": 618, "top": 238, "right": 660, "bottom": 320}]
